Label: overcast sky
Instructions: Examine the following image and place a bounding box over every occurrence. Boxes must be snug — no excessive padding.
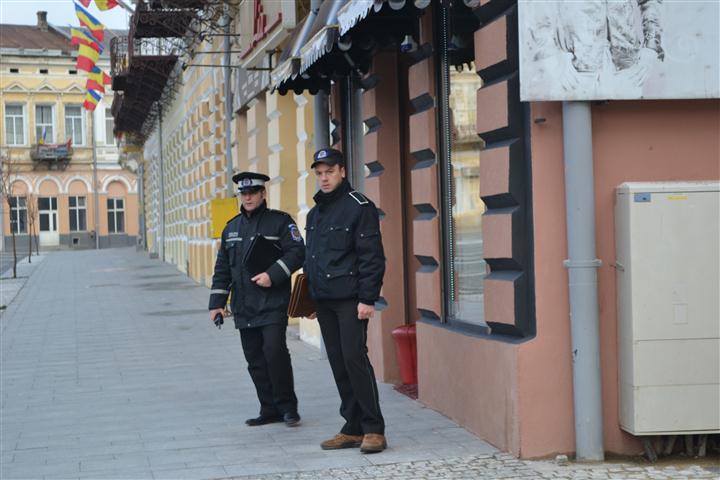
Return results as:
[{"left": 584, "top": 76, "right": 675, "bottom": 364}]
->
[{"left": 1, "top": 0, "right": 131, "bottom": 30}]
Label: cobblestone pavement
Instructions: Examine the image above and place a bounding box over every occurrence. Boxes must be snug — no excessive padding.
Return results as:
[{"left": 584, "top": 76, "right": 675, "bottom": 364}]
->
[{"left": 227, "top": 453, "right": 718, "bottom": 480}]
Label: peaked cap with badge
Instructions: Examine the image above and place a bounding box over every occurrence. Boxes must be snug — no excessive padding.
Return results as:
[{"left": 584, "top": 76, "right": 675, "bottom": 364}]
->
[
  {"left": 310, "top": 148, "right": 345, "bottom": 169},
  {"left": 233, "top": 172, "right": 270, "bottom": 194}
]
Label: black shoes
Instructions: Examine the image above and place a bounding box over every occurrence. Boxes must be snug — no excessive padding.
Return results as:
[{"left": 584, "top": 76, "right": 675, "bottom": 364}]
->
[
  {"left": 283, "top": 411, "right": 301, "bottom": 427},
  {"left": 245, "top": 412, "right": 301, "bottom": 427},
  {"left": 245, "top": 414, "right": 283, "bottom": 426}
]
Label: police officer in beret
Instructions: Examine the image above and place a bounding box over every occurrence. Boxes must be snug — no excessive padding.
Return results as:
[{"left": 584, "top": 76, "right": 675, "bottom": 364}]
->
[
  {"left": 209, "top": 172, "right": 305, "bottom": 427},
  {"left": 304, "top": 148, "right": 387, "bottom": 453}
]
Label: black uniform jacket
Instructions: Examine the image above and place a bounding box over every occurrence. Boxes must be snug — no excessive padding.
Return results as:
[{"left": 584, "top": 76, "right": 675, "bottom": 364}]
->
[
  {"left": 209, "top": 202, "right": 305, "bottom": 329},
  {"left": 304, "top": 179, "right": 385, "bottom": 305}
]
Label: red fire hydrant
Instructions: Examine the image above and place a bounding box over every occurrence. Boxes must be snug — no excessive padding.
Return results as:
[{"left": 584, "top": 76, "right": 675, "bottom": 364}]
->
[{"left": 391, "top": 324, "right": 417, "bottom": 385}]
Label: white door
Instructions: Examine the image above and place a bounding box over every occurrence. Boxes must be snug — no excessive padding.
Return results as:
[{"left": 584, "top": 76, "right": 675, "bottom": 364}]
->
[{"left": 38, "top": 197, "right": 59, "bottom": 247}]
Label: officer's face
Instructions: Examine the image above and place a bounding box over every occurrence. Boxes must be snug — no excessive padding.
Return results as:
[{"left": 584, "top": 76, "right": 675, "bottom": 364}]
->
[
  {"left": 239, "top": 188, "right": 266, "bottom": 212},
  {"left": 314, "top": 163, "right": 345, "bottom": 193}
]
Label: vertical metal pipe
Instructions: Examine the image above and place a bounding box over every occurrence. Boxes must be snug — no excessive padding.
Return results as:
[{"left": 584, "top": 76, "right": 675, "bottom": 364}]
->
[
  {"left": 351, "top": 74, "right": 364, "bottom": 191},
  {"left": 224, "top": 8, "right": 234, "bottom": 197},
  {"left": 91, "top": 111, "right": 100, "bottom": 249},
  {"left": 137, "top": 161, "right": 146, "bottom": 250},
  {"left": 312, "top": 0, "right": 329, "bottom": 152},
  {"left": 158, "top": 108, "right": 166, "bottom": 263},
  {"left": 562, "top": 101, "right": 604, "bottom": 461}
]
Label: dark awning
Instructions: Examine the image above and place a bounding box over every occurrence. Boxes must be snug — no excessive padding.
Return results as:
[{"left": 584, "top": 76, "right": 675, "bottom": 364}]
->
[
  {"left": 271, "top": 0, "right": 430, "bottom": 94},
  {"left": 270, "top": 0, "right": 347, "bottom": 92}
]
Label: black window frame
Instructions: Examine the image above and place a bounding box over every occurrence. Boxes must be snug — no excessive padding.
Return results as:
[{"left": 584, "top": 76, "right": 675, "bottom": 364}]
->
[
  {"left": 9, "top": 196, "right": 28, "bottom": 234},
  {"left": 107, "top": 197, "right": 125, "bottom": 234},
  {"left": 69, "top": 195, "right": 87, "bottom": 232}
]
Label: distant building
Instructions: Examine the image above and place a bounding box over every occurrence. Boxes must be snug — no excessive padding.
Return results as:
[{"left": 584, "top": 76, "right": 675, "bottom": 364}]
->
[{"left": 1, "top": 11, "right": 138, "bottom": 250}]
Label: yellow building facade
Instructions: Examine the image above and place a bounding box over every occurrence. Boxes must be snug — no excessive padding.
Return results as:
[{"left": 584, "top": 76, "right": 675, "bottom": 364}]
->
[{"left": 1, "top": 18, "right": 137, "bottom": 251}]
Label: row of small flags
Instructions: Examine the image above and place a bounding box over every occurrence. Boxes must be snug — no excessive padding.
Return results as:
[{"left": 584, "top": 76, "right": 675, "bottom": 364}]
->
[{"left": 71, "top": 1, "right": 119, "bottom": 111}]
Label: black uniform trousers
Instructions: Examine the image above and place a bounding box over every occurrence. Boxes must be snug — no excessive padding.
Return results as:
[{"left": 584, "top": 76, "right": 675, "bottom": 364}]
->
[
  {"left": 317, "top": 299, "right": 385, "bottom": 435},
  {"left": 239, "top": 324, "right": 298, "bottom": 417}
]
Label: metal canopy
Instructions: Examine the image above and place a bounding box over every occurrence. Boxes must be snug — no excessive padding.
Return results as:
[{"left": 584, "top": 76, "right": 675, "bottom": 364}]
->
[{"left": 271, "top": 0, "right": 430, "bottom": 95}]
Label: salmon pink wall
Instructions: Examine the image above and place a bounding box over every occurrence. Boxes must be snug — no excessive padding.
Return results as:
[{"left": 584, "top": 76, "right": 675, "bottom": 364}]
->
[{"left": 526, "top": 99, "right": 720, "bottom": 457}]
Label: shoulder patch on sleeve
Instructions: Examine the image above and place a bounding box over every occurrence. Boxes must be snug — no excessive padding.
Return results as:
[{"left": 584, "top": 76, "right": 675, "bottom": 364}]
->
[
  {"left": 288, "top": 224, "right": 303, "bottom": 242},
  {"left": 349, "top": 191, "right": 369, "bottom": 205}
]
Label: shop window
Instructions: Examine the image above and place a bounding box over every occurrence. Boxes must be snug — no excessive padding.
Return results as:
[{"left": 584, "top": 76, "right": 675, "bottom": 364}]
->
[
  {"left": 9, "top": 196, "right": 27, "bottom": 234},
  {"left": 69, "top": 196, "right": 87, "bottom": 232},
  {"left": 64, "top": 105, "right": 84, "bottom": 145},
  {"left": 436, "top": 3, "right": 487, "bottom": 330},
  {"left": 4, "top": 104, "right": 26, "bottom": 145},
  {"left": 35, "top": 105, "right": 54, "bottom": 144},
  {"left": 107, "top": 198, "right": 125, "bottom": 233}
]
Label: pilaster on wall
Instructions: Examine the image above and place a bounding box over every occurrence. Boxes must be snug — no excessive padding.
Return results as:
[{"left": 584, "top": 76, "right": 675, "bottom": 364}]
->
[
  {"left": 408, "top": 51, "right": 442, "bottom": 324},
  {"left": 294, "top": 93, "right": 315, "bottom": 231},
  {"left": 361, "top": 52, "right": 405, "bottom": 382},
  {"left": 247, "top": 99, "right": 269, "bottom": 176},
  {"left": 472, "top": 4, "right": 533, "bottom": 338},
  {"left": 266, "top": 93, "right": 299, "bottom": 214}
]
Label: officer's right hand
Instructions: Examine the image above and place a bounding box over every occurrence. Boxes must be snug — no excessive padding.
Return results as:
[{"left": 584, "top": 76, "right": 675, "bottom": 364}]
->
[{"left": 209, "top": 308, "right": 225, "bottom": 323}]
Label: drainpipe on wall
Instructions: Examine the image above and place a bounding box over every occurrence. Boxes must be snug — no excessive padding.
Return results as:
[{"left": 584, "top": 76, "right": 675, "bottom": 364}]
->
[
  {"left": 561, "top": 101, "right": 604, "bottom": 461},
  {"left": 137, "top": 161, "right": 146, "bottom": 250},
  {"left": 158, "top": 108, "right": 166, "bottom": 263},
  {"left": 223, "top": 7, "right": 234, "bottom": 197},
  {"left": 91, "top": 112, "right": 100, "bottom": 250},
  {"left": 312, "top": 0, "right": 329, "bottom": 151}
]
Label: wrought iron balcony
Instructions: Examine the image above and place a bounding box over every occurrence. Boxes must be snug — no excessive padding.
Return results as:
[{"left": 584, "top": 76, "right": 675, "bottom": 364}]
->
[
  {"left": 131, "top": 0, "right": 199, "bottom": 39},
  {"left": 30, "top": 141, "right": 73, "bottom": 170}
]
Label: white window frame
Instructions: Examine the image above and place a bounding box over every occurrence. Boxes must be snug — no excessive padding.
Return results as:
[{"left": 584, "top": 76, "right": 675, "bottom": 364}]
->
[
  {"left": 4, "top": 104, "right": 26, "bottom": 146},
  {"left": 107, "top": 197, "right": 125, "bottom": 234},
  {"left": 64, "top": 105, "right": 85, "bottom": 146},
  {"left": 69, "top": 195, "right": 87, "bottom": 232},
  {"left": 104, "top": 108, "right": 114, "bottom": 146},
  {"left": 10, "top": 196, "right": 28, "bottom": 234},
  {"left": 35, "top": 104, "right": 55, "bottom": 144}
]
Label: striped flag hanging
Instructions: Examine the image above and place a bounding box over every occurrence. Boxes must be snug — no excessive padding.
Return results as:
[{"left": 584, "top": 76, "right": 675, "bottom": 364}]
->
[
  {"left": 74, "top": 2, "right": 105, "bottom": 42},
  {"left": 76, "top": 43, "right": 100, "bottom": 72},
  {"left": 86, "top": 66, "right": 111, "bottom": 93},
  {"left": 71, "top": 28, "right": 103, "bottom": 53},
  {"left": 94, "top": 0, "right": 119, "bottom": 11},
  {"left": 83, "top": 89, "right": 102, "bottom": 111}
]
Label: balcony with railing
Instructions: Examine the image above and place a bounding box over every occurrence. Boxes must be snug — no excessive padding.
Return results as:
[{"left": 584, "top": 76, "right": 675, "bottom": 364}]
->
[
  {"left": 110, "top": 0, "right": 214, "bottom": 139},
  {"left": 30, "top": 141, "right": 73, "bottom": 170}
]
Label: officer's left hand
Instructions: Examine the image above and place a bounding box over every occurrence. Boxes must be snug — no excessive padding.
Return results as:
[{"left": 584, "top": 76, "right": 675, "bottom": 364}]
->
[
  {"left": 251, "top": 272, "right": 272, "bottom": 288},
  {"left": 357, "top": 303, "right": 375, "bottom": 320}
]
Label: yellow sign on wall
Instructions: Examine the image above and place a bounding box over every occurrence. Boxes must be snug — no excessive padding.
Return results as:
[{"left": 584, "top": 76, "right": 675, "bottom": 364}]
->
[{"left": 211, "top": 198, "right": 239, "bottom": 238}]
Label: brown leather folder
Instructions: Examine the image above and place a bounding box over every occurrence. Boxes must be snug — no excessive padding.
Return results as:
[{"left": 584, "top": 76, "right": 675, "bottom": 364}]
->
[{"left": 287, "top": 273, "right": 316, "bottom": 318}]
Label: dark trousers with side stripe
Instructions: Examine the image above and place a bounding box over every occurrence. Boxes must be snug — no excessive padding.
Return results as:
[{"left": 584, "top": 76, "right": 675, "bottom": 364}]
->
[
  {"left": 239, "top": 324, "right": 298, "bottom": 417},
  {"left": 317, "top": 299, "right": 384, "bottom": 435}
]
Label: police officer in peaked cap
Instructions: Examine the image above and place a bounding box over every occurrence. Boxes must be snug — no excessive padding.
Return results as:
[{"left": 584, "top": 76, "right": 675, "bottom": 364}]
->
[
  {"left": 209, "top": 171, "right": 305, "bottom": 427},
  {"left": 304, "top": 148, "right": 388, "bottom": 453}
]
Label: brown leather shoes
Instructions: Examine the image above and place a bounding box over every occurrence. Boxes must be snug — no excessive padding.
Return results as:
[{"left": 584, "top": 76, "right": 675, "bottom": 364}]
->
[
  {"left": 320, "top": 433, "right": 364, "bottom": 450},
  {"left": 360, "top": 433, "right": 387, "bottom": 453}
]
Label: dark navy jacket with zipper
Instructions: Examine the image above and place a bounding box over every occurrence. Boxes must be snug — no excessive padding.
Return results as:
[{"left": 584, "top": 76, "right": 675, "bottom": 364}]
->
[
  {"left": 209, "top": 202, "right": 305, "bottom": 329},
  {"left": 304, "top": 179, "right": 385, "bottom": 305}
]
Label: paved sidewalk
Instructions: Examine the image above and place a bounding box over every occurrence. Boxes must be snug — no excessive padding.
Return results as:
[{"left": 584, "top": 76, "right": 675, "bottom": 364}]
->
[
  {"left": 1, "top": 248, "right": 495, "bottom": 480},
  {"left": 1, "top": 248, "right": 717, "bottom": 480},
  {"left": 1, "top": 252, "right": 46, "bottom": 309}
]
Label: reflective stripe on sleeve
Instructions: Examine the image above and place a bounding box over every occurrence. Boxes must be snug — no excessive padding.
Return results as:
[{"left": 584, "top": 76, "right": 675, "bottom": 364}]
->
[
  {"left": 276, "top": 259, "right": 291, "bottom": 277},
  {"left": 210, "top": 289, "right": 230, "bottom": 295}
]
